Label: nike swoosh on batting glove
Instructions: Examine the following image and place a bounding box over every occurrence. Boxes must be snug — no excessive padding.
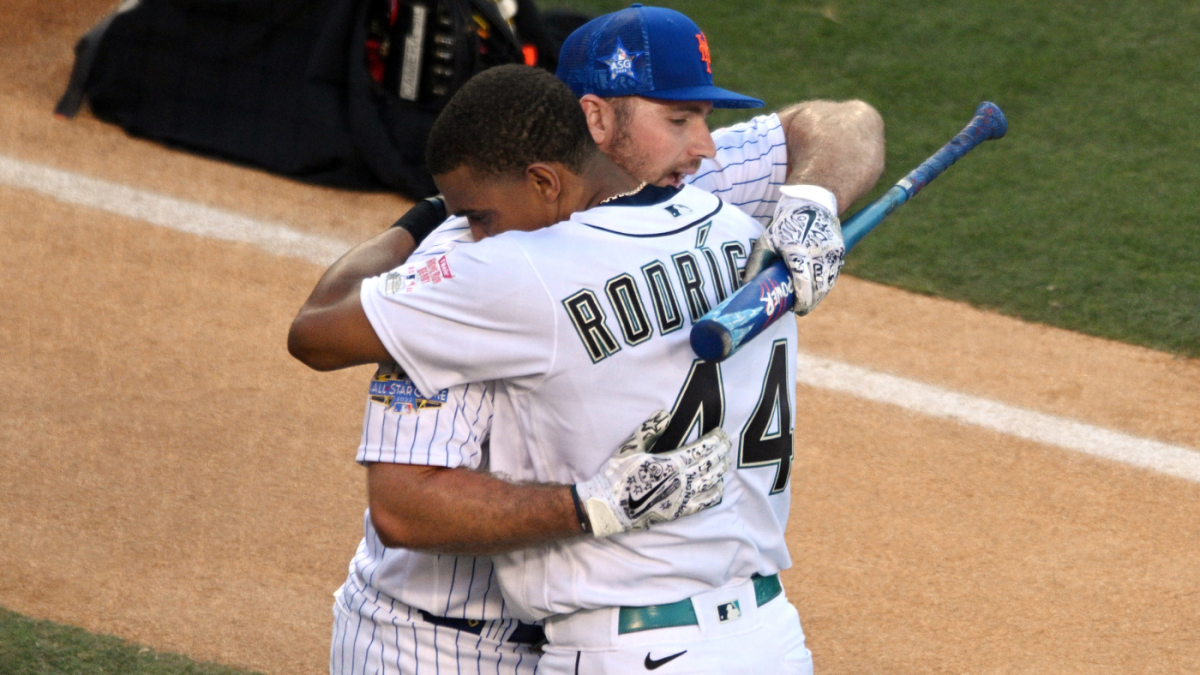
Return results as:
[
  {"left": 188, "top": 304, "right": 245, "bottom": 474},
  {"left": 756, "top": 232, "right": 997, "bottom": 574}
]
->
[
  {"left": 573, "top": 410, "right": 732, "bottom": 538},
  {"left": 742, "top": 184, "right": 845, "bottom": 317}
]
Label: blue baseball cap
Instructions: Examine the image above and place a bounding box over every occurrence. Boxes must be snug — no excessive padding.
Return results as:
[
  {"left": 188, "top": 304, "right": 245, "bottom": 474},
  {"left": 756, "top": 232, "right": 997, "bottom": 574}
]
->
[{"left": 556, "top": 4, "right": 764, "bottom": 109}]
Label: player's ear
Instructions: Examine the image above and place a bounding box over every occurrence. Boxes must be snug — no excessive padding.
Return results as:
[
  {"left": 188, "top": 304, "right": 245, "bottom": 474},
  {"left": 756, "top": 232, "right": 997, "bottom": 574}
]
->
[
  {"left": 579, "top": 94, "right": 616, "bottom": 149},
  {"left": 526, "top": 163, "right": 563, "bottom": 204}
]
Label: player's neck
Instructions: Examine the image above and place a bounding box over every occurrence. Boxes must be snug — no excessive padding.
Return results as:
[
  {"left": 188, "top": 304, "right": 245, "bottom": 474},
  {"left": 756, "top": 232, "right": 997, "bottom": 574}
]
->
[{"left": 580, "top": 154, "right": 645, "bottom": 211}]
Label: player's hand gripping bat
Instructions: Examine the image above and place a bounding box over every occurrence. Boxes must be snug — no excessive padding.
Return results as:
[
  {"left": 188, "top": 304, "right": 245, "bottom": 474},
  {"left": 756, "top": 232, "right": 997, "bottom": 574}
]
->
[{"left": 690, "top": 101, "right": 1008, "bottom": 362}]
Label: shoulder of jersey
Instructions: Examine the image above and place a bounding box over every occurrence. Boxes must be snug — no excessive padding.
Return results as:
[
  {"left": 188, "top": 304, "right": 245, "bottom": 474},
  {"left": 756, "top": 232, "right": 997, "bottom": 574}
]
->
[{"left": 414, "top": 215, "right": 475, "bottom": 255}]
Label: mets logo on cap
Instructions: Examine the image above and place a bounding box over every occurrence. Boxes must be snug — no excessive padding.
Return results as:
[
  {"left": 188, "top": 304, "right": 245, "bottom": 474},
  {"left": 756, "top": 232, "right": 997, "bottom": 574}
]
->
[
  {"left": 556, "top": 4, "right": 764, "bottom": 109},
  {"left": 696, "top": 32, "right": 711, "bottom": 74}
]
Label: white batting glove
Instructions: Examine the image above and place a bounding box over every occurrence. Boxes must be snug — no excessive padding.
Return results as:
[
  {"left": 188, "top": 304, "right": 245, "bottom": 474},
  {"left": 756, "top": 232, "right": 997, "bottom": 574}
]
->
[
  {"left": 573, "top": 410, "right": 732, "bottom": 538},
  {"left": 742, "top": 185, "right": 846, "bottom": 316}
]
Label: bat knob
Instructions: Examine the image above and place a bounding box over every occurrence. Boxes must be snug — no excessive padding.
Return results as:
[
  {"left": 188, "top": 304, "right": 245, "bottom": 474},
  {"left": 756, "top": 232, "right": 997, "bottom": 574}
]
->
[
  {"left": 690, "top": 319, "right": 733, "bottom": 362},
  {"left": 975, "top": 101, "right": 1008, "bottom": 140}
]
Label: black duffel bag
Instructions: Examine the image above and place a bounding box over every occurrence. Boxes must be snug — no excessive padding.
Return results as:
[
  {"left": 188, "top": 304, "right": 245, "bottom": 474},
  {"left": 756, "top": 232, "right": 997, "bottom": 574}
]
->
[{"left": 57, "top": 0, "right": 589, "bottom": 198}]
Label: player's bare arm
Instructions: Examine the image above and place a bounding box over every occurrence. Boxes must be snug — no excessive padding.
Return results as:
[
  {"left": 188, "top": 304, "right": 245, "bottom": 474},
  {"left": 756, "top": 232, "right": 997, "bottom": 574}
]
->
[
  {"left": 301, "top": 196, "right": 449, "bottom": 316},
  {"left": 287, "top": 199, "right": 456, "bottom": 370},
  {"left": 288, "top": 282, "right": 390, "bottom": 370},
  {"left": 367, "top": 410, "right": 731, "bottom": 554},
  {"left": 777, "top": 99, "right": 886, "bottom": 213},
  {"left": 366, "top": 463, "right": 580, "bottom": 554}
]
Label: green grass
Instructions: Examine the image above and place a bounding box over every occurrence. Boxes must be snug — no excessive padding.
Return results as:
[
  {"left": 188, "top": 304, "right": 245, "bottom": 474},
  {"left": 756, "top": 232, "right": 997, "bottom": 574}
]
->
[
  {"left": 0, "top": 607, "right": 258, "bottom": 675},
  {"left": 548, "top": 0, "right": 1200, "bottom": 356}
]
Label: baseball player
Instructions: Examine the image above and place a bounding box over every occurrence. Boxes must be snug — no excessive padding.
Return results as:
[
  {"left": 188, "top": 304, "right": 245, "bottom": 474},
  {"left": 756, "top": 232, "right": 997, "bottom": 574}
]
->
[
  {"left": 329, "top": 202, "right": 732, "bottom": 674},
  {"left": 293, "top": 6, "right": 880, "bottom": 673},
  {"left": 351, "top": 63, "right": 815, "bottom": 673}
]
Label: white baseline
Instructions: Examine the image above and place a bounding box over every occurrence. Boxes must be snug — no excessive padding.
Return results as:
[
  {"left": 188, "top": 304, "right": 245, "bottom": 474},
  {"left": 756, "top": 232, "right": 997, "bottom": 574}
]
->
[
  {"left": 796, "top": 353, "right": 1200, "bottom": 483},
  {"left": 4, "top": 154, "right": 1199, "bottom": 483},
  {"left": 0, "top": 154, "right": 350, "bottom": 266}
]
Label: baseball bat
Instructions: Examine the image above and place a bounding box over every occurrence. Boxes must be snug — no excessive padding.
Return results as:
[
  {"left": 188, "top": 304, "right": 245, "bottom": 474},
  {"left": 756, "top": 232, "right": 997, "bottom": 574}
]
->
[{"left": 690, "top": 101, "right": 1008, "bottom": 362}]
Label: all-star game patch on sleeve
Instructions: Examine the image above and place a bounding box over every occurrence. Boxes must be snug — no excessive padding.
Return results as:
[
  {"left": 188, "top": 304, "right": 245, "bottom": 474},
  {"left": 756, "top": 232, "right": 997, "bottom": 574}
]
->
[
  {"left": 360, "top": 234, "right": 558, "bottom": 396},
  {"left": 357, "top": 363, "right": 494, "bottom": 470},
  {"left": 368, "top": 365, "right": 451, "bottom": 416},
  {"left": 686, "top": 113, "right": 788, "bottom": 225}
]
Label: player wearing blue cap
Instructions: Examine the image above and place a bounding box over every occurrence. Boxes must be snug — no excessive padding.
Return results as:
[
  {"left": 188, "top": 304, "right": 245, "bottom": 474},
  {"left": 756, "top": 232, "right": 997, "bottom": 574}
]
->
[
  {"left": 557, "top": 4, "right": 877, "bottom": 319},
  {"left": 293, "top": 6, "right": 882, "bottom": 674},
  {"left": 301, "top": 62, "right": 814, "bottom": 675}
]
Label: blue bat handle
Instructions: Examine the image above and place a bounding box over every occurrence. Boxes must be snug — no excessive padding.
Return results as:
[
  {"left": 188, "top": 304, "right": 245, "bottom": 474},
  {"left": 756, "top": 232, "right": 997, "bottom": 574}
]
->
[
  {"left": 690, "top": 102, "right": 1007, "bottom": 363},
  {"left": 841, "top": 185, "right": 909, "bottom": 251},
  {"left": 900, "top": 101, "right": 1006, "bottom": 198},
  {"left": 842, "top": 102, "right": 1005, "bottom": 251}
]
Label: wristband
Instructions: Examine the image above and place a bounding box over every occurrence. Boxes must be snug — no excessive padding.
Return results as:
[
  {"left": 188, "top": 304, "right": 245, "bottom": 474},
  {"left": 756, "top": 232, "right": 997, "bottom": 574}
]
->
[
  {"left": 777, "top": 184, "right": 838, "bottom": 216},
  {"left": 389, "top": 195, "right": 447, "bottom": 245},
  {"left": 570, "top": 485, "right": 592, "bottom": 533}
]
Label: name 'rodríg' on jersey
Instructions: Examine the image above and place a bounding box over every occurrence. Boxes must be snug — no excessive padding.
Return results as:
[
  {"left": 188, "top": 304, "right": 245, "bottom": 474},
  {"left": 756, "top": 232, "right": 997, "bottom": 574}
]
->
[{"left": 362, "top": 184, "right": 798, "bottom": 621}]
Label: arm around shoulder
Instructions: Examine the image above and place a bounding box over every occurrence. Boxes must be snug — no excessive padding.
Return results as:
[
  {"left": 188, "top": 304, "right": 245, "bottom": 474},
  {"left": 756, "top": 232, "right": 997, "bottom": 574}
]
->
[
  {"left": 287, "top": 285, "right": 392, "bottom": 371},
  {"left": 367, "top": 408, "right": 736, "bottom": 554},
  {"left": 367, "top": 462, "right": 583, "bottom": 555},
  {"left": 288, "top": 196, "right": 453, "bottom": 371},
  {"left": 777, "top": 99, "right": 886, "bottom": 213},
  {"left": 287, "top": 227, "right": 415, "bottom": 371}
]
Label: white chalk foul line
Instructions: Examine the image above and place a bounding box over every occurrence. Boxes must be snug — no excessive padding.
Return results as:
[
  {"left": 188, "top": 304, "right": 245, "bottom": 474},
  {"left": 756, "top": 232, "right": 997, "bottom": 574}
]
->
[
  {"left": 796, "top": 352, "right": 1200, "bottom": 483},
  {"left": 4, "top": 153, "right": 1199, "bottom": 483},
  {"left": 0, "top": 154, "right": 351, "bottom": 266}
]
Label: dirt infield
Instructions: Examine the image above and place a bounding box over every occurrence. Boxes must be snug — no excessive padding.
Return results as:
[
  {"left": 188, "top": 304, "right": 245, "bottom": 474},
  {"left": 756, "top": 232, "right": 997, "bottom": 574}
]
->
[{"left": 2, "top": 3, "right": 1199, "bottom": 674}]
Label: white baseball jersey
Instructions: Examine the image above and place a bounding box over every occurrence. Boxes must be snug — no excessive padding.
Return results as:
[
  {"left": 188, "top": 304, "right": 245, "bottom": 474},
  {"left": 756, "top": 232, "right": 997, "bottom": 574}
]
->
[
  {"left": 361, "top": 183, "right": 798, "bottom": 621},
  {"left": 687, "top": 114, "right": 788, "bottom": 225},
  {"left": 337, "top": 113, "right": 789, "bottom": 623}
]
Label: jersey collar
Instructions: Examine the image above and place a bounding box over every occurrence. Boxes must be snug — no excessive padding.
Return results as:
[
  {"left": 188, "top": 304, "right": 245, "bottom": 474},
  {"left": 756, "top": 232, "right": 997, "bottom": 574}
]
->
[
  {"left": 601, "top": 184, "right": 680, "bottom": 207},
  {"left": 573, "top": 184, "right": 722, "bottom": 238}
]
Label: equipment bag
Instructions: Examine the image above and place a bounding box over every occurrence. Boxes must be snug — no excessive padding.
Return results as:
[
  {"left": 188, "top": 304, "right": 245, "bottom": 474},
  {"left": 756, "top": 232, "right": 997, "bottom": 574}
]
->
[{"left": 56, "top": 0, "right": 588, "bottom": 198}]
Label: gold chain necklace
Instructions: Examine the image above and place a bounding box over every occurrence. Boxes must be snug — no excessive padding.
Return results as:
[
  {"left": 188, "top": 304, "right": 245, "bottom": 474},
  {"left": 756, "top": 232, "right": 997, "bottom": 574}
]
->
[{"left": 599, "top": 181, "right": 648, "bottom": 205}]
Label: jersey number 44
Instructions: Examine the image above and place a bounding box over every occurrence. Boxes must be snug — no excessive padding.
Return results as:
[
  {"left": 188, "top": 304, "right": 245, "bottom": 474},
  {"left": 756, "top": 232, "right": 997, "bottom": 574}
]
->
[{"left": 653, "top": 339, "right": 794, "bottom": 494}]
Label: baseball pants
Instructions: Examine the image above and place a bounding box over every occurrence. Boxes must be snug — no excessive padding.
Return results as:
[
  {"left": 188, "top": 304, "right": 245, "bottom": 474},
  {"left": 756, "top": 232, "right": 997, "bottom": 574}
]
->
[
  {"left": 331, "top": 590, "right": 541, "bottom": 675},
  {"left": 536, "top": 577, "right": 813, "bottom": 674}
]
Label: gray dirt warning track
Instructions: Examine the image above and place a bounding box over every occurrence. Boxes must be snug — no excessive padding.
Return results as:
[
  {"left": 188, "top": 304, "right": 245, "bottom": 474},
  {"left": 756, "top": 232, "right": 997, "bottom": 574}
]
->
[{"left": 3, "top": 2, "right": 1200, "bottom": 674}]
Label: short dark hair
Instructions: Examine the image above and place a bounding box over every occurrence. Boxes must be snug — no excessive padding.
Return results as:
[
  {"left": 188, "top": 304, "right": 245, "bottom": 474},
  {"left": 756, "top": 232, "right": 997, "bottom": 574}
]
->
[{"left": 426, "top": 65, "right": 597, "bottom": 177}]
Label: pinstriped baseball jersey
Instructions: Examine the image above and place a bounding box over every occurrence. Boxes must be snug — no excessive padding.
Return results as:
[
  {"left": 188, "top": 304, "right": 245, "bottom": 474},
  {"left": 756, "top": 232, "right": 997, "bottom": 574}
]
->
[
  {"left": 337, "top": 115, "right": 787, "bottom": 626},
  {"left": 687, "top": 113, "right": 788, "bottom": 225},
  {"left": 338, "top": 218, "right": 513, "bottom": 624},
  {"left": 361, "top": 184, "right": 797, "bottom": 621},
  {"left": 331, "top": 573, "right": 538, "bottom": 675},
  {"left": 346, "top": 380, "right": 506, "bottom": 621}
]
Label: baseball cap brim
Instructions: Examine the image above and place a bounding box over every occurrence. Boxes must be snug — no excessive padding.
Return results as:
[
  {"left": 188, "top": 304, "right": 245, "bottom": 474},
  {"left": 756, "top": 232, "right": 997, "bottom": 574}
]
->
[{"left": 641, "top": 84, "right": 765, "bottom": 109}]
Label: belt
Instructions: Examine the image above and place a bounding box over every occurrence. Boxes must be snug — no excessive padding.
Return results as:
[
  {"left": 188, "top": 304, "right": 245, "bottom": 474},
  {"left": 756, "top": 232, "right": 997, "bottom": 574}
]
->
[
  {"left": 617, "top": 574, "right": 782, "bottom": 635},
  {"left": 418, "top": 610, "right": 546, "bottom": 645}
]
